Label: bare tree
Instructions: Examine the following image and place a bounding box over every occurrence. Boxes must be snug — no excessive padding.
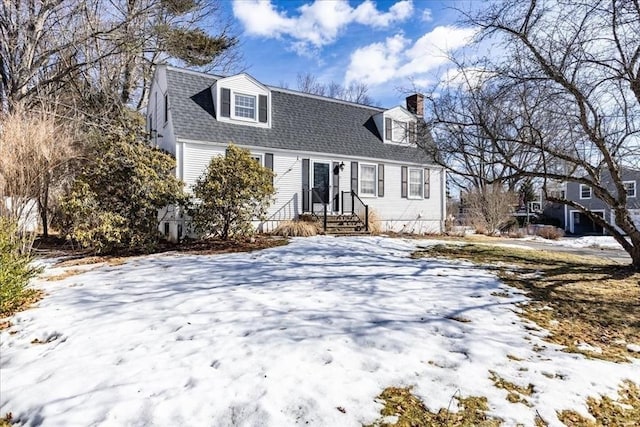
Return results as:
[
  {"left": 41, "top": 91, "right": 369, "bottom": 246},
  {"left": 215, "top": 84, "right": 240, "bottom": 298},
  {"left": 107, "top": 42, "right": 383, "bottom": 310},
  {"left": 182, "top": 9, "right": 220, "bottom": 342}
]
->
[
  {"left": 428, "top": 0, "right": 640, "bottom": 267},
  {"left": 463, "top": 184, "right": 518, "bottom": 234},
  {"left": 296, "top": 72, "right": 376, "bottom": 105},
  {"left": 0, "top": 0, "right": 239, "bottom": 111}
]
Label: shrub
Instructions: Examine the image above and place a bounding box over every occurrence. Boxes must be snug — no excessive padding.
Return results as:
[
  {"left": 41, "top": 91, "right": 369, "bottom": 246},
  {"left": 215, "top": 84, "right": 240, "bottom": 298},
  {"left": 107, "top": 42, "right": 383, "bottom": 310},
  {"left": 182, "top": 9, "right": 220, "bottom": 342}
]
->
[
  {"left": 367, "top": 209, "right": 382, "bottom": 234},
  {"left": 463, "top": 185, "right": 518, "bottom": 234},
  {"left": 0, "top": 217, "right": 41, "bottom": 317},
  {"left": 60, "top": 111, "right": 185, "bottom": 253},
  {"left": 273, "top": 220, "right": 319, "bottom": 237},
  {"left": 536, "top": 226, "right": 564, "bottom": 240},
  {"left": 191, "top": 144, "right": 275, "bottom": 240}
]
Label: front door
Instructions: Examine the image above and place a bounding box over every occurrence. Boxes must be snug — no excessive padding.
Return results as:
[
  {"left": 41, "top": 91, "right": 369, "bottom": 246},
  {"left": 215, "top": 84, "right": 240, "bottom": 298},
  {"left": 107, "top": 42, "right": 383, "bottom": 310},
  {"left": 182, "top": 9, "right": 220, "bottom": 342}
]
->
[{"left": 312, "top": 161, "right": 330, "bottom": 212}]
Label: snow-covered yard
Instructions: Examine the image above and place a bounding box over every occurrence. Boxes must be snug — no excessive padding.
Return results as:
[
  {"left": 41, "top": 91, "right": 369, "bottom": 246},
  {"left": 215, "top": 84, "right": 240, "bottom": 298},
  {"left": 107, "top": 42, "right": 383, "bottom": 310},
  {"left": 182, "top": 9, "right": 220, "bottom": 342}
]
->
[
  {"left": 527, "top": 235, "right": 625, "bottom": 250},
  {"left": 1, "top": 236, "right": 638, "bottom": 426}
]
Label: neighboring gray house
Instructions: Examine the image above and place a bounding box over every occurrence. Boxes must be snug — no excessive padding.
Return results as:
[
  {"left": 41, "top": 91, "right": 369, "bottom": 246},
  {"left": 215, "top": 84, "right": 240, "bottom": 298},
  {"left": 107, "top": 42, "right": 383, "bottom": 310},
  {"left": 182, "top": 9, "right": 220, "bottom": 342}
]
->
[
  {"left": 543, "top": 169, "right": 640, "bottom": 234},
  {"left": 146, "top": 65, "right": 446, "bottom": 240}
]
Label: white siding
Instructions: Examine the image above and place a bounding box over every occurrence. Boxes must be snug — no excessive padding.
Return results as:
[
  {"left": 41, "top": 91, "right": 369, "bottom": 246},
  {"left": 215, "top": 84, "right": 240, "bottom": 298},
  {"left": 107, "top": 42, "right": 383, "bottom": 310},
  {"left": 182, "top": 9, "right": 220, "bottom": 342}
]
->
[
  {"left": 175, "top": 141, "right": 445, "bottom": 234},
  {"left": 357, "top": 164, "right": 444, "bottom": 233},
  {"left": 182, "top": 143, "right": 226, "bottom": 189},
  {"left": 147, "top": 65, "right": 176, "bottom": 154},
  {"left": 215, "top": 74, "right": 271, "bottom": 129}
]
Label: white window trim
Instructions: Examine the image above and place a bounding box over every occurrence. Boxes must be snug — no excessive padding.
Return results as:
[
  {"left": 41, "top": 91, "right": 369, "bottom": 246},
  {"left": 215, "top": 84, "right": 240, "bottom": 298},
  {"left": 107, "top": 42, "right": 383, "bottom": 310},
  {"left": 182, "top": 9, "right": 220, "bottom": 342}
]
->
[
  {"left": 624, "top": 180, "right": 636, "bottom": 198},
  {"left": 408, "top": 167, "right": 424, "bottom": 199},
  {"left": 232, "top": 92, "right": 257, "bottom": 122},
  {"left": 385, "top": 119, "right": 417, "bottom": 145},
  {"left": 250, "top": 153, "right": 263, "bottom": 166},
  {"left": 579, "top": 184, "right": 592, "bottom": 199},
  {"left": 359, "top": 163, "right": 377, "bottom": 198}
]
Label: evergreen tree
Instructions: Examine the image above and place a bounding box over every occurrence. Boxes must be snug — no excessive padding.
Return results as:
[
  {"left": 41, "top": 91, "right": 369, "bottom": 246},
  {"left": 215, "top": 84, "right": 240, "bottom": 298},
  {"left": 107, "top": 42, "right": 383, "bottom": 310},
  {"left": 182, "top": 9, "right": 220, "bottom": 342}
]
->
[
  {"left": 191, "top": 145, "right": 274, "bottom": 240},
  {"left": 60, "top": 109, "right": 185, "bottom": 253}
]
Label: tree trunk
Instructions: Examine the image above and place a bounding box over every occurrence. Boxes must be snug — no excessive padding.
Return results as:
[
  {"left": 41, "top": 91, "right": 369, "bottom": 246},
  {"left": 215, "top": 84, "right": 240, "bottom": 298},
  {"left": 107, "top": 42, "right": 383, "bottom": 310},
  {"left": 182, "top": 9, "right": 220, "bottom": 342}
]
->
[{"left": 39, "top": 178, "right": 50, "bottom": 238}]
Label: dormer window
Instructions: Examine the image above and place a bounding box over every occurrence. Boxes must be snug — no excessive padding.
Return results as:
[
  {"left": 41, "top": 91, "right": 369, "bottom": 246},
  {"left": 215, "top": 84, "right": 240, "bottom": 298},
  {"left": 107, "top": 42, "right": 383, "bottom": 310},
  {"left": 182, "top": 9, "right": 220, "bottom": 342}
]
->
[
  {"left": 385, "top": 117, "right": 416, "bottom": 144},
  {"left": 217, "top": 74, "right": 270, "bottom": 128},
  {"left": 234, "top": 94, "right": 256, "bottom": 120}
]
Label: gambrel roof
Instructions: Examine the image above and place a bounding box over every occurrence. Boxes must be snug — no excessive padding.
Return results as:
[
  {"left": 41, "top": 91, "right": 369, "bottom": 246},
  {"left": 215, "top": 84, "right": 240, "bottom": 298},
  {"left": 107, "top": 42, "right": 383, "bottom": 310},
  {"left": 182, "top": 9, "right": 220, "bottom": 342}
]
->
[{"left": 165, "top": 66, "right": 432, "bottom": 164}]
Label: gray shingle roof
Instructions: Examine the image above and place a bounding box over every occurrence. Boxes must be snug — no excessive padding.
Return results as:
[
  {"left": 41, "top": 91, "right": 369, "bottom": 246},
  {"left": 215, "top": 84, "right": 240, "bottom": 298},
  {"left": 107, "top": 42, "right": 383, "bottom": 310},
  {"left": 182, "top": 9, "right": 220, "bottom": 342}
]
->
[{"left": 166, "top": 67, "right": 431, "bottom": 164}]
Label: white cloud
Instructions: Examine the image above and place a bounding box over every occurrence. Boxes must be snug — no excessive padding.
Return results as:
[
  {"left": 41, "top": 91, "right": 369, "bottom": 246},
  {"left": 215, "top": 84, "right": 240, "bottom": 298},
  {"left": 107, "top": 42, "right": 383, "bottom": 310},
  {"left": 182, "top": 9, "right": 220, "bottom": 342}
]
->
[
  {"left": 232, "top": 0, "right": 414, "bottom": 50},
  {"left": 344, "top": 34, "right": 409, "bottom": 85},
  {"left": 345, "top": 26, "right": 478, "bottom": 86},
  {"left": 352, "top": 0, "right": 414, "bottom": 27},
  {"left": 421, "top": 8, "right": 433, "bottom": 22}
]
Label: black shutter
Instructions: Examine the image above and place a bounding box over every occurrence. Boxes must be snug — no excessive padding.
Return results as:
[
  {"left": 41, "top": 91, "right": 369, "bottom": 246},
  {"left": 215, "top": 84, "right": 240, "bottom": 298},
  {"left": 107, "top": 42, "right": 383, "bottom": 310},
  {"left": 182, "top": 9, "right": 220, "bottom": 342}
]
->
[
  {"left": 164, "top": 94, "right": 168, "bottom": 123},
  {"left": 351, "top": 162, "right": 358, "bottom": 195},
  {"left": 401, "top": 166, "right": 408, "bottom": 198},
  {"left": 221, "top": 88, "right": 230, "bottom": 117},
  {"left": 385, "top": 117, "right": 392, "bottom": 140},
  {"left": 302, "top": 158, "right": 310, "bottom": 212},
  {"left": 265, "top": 153, "right": 274, "bottom": 185},
  {"left": 424, "top": 168, "right": 430, "bottom": 199},
  {"left": 332, "top": 162, "right": 340, "bottom": 212},
  {"left": 258, "top": 95, "right": 268, "bottom": 123},
  {"left": 378, "top": 164, "right": 384, "bottom": 197}
]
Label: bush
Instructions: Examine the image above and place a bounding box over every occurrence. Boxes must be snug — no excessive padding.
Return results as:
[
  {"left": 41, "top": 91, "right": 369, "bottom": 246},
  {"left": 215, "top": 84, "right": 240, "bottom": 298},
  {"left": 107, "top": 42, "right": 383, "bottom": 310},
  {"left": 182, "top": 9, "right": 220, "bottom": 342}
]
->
[
  {"left": 0, "top": 217, "right": 41, "bottom": 317},
  {"left": 536, "top": 226, "right": 564, "bottom": 240},
  {"left": 60, "top": 111, "right": 185, "bottom": 253},
  {"left": 191, "top": 144, "right": 275, "bottom": 240},
  {"left": 368, "top": 209, "right": 382, "bottom": 234},
  {"left": 273, "top": 220, "right": 319, "bottom": 237}
]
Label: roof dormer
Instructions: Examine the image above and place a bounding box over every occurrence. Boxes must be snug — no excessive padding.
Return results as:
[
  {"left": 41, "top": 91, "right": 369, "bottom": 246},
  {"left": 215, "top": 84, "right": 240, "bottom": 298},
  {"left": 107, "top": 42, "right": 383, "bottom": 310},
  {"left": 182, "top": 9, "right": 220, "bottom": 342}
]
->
[
  {"left": 212, "top": 73, "right": 271, "bottom": 129},
  {"left": 374, "top": 106, "right": 417, "bottom": 145}
]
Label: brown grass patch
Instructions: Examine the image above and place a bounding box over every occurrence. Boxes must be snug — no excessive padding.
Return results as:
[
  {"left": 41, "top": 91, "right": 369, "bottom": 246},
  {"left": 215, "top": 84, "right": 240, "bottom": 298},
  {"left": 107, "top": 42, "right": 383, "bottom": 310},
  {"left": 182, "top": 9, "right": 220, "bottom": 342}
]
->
[
  {"left": 1, "top": 289, "right": 43, "bottom": 318},
  {"left": 413, "top": 244, "right": 640, "bottom": 363},
  {"left": 273, "top": 220, "right": 319, "bottom": 237},
  {"left": 557, "top": 380, "right": 640, "bottom": 426},
  {"left": 445, "top": 315, "right": 472, "bottom": 323},
  {"left": 489, "top": 371, "right": 534, "bottom": 406},
  {"left": 45, "top": 268, "right": 87, "bottom": 281},
  {"left": 56, "top": 256, "right": 126, "bottom": 267},
  {"left": 365, "top": 387, "right": 502, "bottom": 427}
]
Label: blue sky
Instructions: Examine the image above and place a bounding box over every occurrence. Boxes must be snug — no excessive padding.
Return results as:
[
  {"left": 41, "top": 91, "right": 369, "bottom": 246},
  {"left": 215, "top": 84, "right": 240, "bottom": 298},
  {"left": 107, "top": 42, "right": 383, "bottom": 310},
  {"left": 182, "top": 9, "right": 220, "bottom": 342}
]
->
[{"left": 220, "top": 0, "right": 477, "bottom": 107}]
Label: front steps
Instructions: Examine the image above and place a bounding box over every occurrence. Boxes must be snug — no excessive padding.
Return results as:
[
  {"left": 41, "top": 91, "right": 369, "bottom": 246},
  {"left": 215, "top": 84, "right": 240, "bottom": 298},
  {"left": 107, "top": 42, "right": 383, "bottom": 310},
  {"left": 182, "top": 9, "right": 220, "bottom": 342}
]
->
[{"left": 300, "top": 213, "right": 370, "bottom": 236}]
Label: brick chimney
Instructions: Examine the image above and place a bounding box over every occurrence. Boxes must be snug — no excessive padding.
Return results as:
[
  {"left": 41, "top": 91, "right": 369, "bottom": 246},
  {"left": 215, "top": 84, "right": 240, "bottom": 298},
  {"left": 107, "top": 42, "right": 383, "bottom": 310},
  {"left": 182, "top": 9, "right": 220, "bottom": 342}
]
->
[{"left": 406, "top": 93, "right": 424, "bottom": 117}]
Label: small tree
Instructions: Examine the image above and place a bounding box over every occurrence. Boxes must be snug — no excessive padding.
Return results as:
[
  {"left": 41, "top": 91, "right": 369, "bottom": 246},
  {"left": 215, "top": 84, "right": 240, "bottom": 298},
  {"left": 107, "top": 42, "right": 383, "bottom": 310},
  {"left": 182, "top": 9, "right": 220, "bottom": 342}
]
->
[
  {"left": 464, "top": 185, "right": 517, "bottom": 234},
  {"left": 192, "top": 144, "right": 274, "bottom": 240}
]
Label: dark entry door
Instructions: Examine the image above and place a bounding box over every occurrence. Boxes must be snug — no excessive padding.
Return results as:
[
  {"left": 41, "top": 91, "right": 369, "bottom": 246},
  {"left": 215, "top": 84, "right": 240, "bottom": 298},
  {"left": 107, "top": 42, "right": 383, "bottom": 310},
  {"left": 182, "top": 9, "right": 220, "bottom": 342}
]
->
[{"left": 312, "top": 162, "right": 330, "bottom": 204}]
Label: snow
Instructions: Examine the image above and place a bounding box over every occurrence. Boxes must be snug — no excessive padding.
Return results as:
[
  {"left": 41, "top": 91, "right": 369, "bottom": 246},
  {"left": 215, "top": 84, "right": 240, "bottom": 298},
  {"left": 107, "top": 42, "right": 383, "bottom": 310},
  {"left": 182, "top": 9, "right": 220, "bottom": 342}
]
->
[
  {"left": 529, "top": 235, "right": 625, "bottom": 250},
  {"left": 628, "top": 344, "right": 640, "bottom": 353},
  {"left": 1, "top": 236, "right": 638, "bottom": 426}
]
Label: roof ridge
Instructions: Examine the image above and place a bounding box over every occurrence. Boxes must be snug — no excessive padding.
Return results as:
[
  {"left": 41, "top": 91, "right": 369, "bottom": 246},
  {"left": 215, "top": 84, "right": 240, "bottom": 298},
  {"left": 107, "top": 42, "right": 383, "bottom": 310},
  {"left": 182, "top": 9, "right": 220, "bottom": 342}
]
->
[
  {"left": 164, "top": 64, "right": 387, "bottom": 112},
  {"left": 268, "top": 86, "right": 386, "bottom": 112},
  {"left": 165, "top": 64, "right": 224, "bottom": 80}
]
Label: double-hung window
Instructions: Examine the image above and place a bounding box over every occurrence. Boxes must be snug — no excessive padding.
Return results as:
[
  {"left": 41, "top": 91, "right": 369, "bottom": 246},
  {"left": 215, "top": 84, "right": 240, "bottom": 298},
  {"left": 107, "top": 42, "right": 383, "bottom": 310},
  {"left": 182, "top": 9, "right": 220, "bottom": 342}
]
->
[
  {"left": 360, "top": 164, "right": 377, "bottom": 196},
  {"left": 624, "top": 181, "right": 636, "bottom": 197},
  {"left": 408, "top": 168, "right": 424, "bottom": 198},
  {"left": 580, "top": 184, "right": 591, "bottom": 199},
  {"left": 234, "top": 94, "right": 256, "bottom": 119}
]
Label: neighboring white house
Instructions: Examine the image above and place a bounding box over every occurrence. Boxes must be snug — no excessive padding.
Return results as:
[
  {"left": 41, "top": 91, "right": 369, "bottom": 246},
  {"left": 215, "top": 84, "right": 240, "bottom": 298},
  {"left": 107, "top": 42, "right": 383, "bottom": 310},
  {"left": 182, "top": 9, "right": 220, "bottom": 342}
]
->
[{"left": 147, "top": 65, "right": 446, "bottom": 240}]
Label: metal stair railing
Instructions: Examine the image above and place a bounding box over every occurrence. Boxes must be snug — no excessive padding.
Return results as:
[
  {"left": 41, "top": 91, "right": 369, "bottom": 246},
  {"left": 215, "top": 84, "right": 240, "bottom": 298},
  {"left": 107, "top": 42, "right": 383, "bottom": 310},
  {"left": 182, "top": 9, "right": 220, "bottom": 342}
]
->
[{"left": 340, "top": 190, "right": 369, "bottom": 232}]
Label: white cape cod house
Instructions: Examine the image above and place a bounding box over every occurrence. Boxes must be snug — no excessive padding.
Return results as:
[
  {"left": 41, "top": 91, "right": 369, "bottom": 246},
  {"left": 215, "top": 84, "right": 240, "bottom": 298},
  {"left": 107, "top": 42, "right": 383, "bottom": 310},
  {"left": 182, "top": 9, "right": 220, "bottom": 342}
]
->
[{"left": 147, "top": 65, "right": 446, "bottom": 240}]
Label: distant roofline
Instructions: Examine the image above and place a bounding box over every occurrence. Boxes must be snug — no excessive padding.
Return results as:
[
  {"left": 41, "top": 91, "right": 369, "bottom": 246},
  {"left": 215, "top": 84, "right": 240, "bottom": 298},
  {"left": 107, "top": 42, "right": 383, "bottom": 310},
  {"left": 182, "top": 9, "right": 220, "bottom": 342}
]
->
[{"left": 164, "top": 64, "right": 388, "bottom": 112}]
